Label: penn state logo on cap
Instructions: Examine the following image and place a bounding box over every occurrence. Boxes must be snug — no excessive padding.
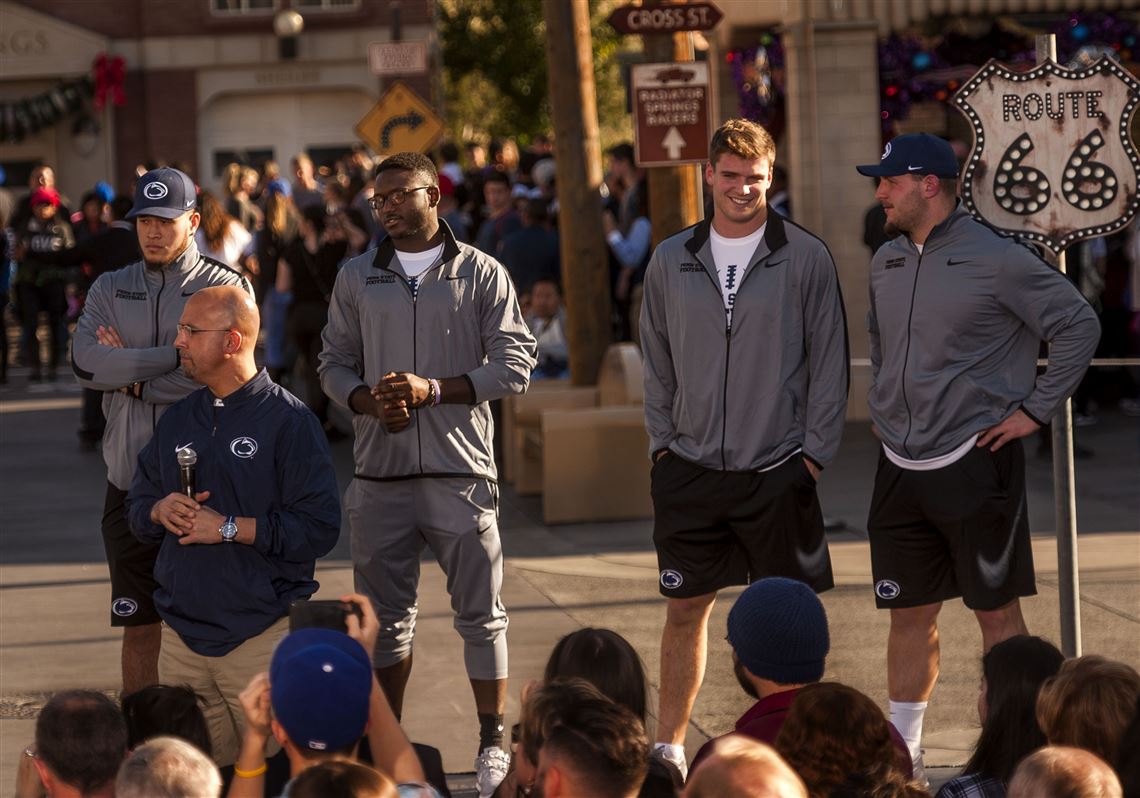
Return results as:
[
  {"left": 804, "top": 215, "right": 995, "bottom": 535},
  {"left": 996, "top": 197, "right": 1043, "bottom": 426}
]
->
[
  {"left": 127, "top": 167, "right": 198, "bottom": 220},
  {"left": 881, "top": 141, "right": 892, "bottom": 161},
  {"left": 143, "top": 181, "right": 169, "bottom": 200},
  {"left": 874, "top": 579, "right": 901, "bottom": 600},
  {"left": 660, "top": 569, "right": 684, "bottom": 590}
]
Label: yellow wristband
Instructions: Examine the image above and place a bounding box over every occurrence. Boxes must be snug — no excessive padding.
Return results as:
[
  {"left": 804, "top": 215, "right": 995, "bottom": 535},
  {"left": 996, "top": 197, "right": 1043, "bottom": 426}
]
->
[{"left": 233, "top": 763, "right": 267, "bottom": 778}]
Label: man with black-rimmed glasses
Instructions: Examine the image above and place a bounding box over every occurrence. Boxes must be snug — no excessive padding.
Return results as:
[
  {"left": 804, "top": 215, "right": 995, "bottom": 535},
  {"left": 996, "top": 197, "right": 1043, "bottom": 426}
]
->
[{"left": 319, "top": 152, "right": 535, "bottom": 798}]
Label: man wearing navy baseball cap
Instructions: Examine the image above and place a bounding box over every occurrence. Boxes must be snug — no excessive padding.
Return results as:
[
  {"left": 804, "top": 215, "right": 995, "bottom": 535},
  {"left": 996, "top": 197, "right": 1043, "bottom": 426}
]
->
[
  {"left": 856, "top": 134, "right": 1099, "bottom": 782},
  {"left": 71, "top": 166, "right": 252, "bottom": 696}
]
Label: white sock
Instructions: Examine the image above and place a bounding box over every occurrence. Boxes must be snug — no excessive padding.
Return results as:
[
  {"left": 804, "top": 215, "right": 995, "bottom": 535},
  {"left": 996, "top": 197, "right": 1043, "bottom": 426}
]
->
[
  {"left": 653, "top": 742, "right": 686, "bottom": 764},
  {"left": 889, "top": 700, "right": 927, "bottom": 763}
]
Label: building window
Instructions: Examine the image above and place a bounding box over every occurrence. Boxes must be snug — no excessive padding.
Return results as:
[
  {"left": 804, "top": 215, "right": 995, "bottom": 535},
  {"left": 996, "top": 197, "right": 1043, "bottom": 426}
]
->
[
  {"left": 211, "top": 0, "right": 278, "bottom": 15},
  {"left": 293, "top": 0, "right": 360, "bottom": 11}
]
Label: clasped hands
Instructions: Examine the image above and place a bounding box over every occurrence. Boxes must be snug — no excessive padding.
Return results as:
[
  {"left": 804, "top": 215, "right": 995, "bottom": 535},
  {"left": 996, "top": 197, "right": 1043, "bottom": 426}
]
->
[
  {"left": 371, "top": 371, "right": 432, "bottom": 433},
  {"left": 149, "top": 491, "right": 226, "bottom": 545}
]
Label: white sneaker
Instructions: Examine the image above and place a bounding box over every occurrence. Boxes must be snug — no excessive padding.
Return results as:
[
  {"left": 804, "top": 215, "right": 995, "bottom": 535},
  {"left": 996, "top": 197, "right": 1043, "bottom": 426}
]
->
[
  {"left": 474, "top": 745, "right": 511, "bottom": 798},
  {"left": 912, "top": 749, "right": 928, "bottom": 787},
  {"left": 651, "top": 743, "right": 688, "bottom": 782}
]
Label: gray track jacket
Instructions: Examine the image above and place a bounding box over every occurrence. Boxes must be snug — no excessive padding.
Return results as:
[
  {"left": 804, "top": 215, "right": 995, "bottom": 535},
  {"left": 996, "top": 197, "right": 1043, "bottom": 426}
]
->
[
  {"left": 72, "top": 241, "right": 252, "bottom": 490},
  {"left": 868, "top": 205, "right": 1100, "bottom": 460},
  {"left": 318, "top": 224, "right": 536, "bottom": 482},
  {"left": 640, "top": 214, "right": 850, "bottom": 471}
]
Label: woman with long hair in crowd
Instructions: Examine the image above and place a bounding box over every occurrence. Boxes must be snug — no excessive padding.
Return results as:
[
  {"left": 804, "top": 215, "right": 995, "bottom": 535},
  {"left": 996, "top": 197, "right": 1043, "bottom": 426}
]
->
[
  {"left": 223, "top": 163, "right": 262, "bottom": 233},
  {"left": 257, "top": 180, "right": 300, "bottom": 383},
  {"left": 496, "top": 628, "right": 676, "bottom": 798},
  {"left": 195, "top": 190, "right": 256, "bottom": 276},
  {"left": 936, "top": 636, "right": 1064, "bottom": 798},
  {"left": 1037, "top": 655, "right": 1140, "bottom": 770},
  {"left": 281, "top": 202, "right": 365, "bottom": 436},
  {"left": 775, "top": 682, "right": 929, "bottom": 798}
]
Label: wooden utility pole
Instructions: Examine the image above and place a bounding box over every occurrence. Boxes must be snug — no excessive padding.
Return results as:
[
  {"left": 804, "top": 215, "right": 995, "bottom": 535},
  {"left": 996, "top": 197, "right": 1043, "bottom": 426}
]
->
[
  {"left": 644, "top": 17, "right": 703, "bottom": 245},
  {"left": 543, "top": 0, "right": 612, "bottom": 385}
]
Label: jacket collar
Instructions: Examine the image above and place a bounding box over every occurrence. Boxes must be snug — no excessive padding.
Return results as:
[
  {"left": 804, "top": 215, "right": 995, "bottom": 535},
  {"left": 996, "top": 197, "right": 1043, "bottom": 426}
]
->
[
  {"left": 371, "top": 219, "right": 463, "bottom": 277},
  {"left": 735, "top": 687, "right": 801, "bottom": 730},
  {"left": 684, "top": 210, "right": 789, "bottom": 269},
  {"left": 147, "top": 239, "right": 201, "bottom": 275},
  {"left": 206, "top": 368, "right": 272, "bottom": 409}
]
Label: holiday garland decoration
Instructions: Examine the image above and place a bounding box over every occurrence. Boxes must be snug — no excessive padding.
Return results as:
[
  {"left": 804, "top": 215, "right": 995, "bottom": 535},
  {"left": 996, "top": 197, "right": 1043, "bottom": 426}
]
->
[
  {"left": 877, "top": 11, "right": 1139, "bottom": 137},
  {"left": 726, "top": 12, "right": 1139, "bottom": 141},
  {"left": 0, "top": 52, "right": 129, "bottom": 145}
]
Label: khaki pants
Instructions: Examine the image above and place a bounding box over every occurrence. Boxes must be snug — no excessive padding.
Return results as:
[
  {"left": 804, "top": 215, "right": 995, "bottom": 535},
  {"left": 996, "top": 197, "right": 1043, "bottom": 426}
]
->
[{"left": 159, "top": 617, "right": 288, "bottom": 766}]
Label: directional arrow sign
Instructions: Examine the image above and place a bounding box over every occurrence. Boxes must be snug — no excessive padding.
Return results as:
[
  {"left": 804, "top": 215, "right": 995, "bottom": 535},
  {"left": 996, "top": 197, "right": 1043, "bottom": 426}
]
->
[
  {"left": 608, "top": 2, "right": 723, "bottom": 35},
  {"left": 354, "top": 80, "right": 444, "bottom": 157},
  {"left": 630, "top": 61, "right": 710, "bottom": 167},
  {"left": 662, "top": 127, "right": 687, "bottom": 159}
]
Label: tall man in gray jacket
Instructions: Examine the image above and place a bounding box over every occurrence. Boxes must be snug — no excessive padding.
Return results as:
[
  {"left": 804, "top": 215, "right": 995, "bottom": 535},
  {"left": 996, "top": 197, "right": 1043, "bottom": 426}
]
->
[
  {"left": 319, "top": 152, "right": 536, "bottom": 798},
  {"left": 856, "top": 133, "right": 1099, "bottom": 777},
  {"left": 640, "top": 119, "right": 850, "bottom": 777},
  {"left": 72, "top": 168, "right": 252, "bottom": 694}
]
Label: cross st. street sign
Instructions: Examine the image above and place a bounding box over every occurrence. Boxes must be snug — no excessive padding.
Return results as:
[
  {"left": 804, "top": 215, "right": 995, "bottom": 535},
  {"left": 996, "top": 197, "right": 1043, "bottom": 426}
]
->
[
  {"left": 608, "top": 2, "right": 723, "bottom": 35},
  {"left": 954, "top": 56, "right": 1140, "bottom": 253},
  {"left": 354, "top": 80, "right": 444, "bottom": 157}
]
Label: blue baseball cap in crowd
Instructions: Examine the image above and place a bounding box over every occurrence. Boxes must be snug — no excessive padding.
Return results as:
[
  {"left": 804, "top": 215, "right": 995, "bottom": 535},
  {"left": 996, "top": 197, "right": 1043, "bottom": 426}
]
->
[
  {"left": 856, "top": 133, "right": 959, "bottom": 179},
  {"left": 270, "top": 628, "right": 372, "bottom": 753},
  {"left": 126, "top": 167, "right": 198, "bottom": 219},
  {"left": 266, "top": 178, "right": 292, "bottom": 198}
]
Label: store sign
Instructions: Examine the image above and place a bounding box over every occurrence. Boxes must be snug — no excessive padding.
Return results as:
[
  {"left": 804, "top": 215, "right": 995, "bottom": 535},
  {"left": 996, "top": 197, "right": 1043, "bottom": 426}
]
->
[{"left": 954, "top": 57, "right": 1140, "bottom": 253}]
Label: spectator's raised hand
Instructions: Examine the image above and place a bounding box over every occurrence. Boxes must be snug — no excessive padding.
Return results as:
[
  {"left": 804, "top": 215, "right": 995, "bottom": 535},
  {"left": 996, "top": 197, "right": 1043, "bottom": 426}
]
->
[
  {"left": 238, "top": 672, "right": 273, "bottom": 741},
  {"left": 341, "top": 593, "right": 379, "bottom": 663}
]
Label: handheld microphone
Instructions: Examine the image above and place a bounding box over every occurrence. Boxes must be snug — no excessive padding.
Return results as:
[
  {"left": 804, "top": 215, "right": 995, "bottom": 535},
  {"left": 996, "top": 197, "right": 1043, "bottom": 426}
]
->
[{"left": 177, "top": 447, "right": 197, "bottom": 498}]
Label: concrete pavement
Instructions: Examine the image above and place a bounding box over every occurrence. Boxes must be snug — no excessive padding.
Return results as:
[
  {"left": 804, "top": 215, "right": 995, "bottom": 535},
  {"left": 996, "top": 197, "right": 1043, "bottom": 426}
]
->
[{"left": 2, "top": 371, "right": 1137, "bottom": 791}]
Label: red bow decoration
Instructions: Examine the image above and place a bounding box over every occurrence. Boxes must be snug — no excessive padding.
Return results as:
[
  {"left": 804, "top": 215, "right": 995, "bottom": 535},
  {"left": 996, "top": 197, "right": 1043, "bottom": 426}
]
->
[{"left": 93, "top": 54, "right": 126, "bottom": 110}]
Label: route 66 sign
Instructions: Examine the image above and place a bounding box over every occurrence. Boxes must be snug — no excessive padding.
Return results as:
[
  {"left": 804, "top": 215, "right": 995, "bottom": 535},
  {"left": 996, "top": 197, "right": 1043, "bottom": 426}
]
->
[{"left": 953, "top": 57, "right": 1140, "bottom": 253}]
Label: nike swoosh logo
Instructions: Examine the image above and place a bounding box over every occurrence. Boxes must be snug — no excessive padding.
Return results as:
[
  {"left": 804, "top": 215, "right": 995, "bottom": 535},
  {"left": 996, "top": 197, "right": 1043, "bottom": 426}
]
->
[
  {"left": 765, "top": 259, "right": 788, "bottom": 269},
  {"left": 175, "top": 442, "right": 194, "bottom": 452},
  {"left": 947, "top": 258, "right": 970, "bottom": 266},
  {"left": 181, "top": 290, "right": 195, "bottom": 296},
  {"left": 907, "top": 165, "right": 923, "bottom": 171},
  {"left": 977, "top": 493, "right": 1024, "bottom": 588}
]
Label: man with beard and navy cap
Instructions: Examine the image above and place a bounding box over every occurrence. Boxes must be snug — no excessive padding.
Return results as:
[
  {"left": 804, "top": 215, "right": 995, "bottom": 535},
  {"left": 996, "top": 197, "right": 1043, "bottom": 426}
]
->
[{"left": 72, "top": 167, "right": 252, "bottom": 695}]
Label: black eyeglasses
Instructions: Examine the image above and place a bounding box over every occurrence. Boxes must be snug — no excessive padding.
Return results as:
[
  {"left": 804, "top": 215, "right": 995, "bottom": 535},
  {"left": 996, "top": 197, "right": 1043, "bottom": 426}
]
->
[
  {"left": 368, "top": 186, "right": 432, "bottom": 210},
  {"left": 176, "top": 323, "right": 231, "bottom": 337}
]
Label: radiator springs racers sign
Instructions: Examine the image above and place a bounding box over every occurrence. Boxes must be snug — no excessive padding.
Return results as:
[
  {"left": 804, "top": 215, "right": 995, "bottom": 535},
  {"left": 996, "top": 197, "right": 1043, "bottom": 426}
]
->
[{"left": 953, "top": 56, "right": 1140, "bottom": 253}]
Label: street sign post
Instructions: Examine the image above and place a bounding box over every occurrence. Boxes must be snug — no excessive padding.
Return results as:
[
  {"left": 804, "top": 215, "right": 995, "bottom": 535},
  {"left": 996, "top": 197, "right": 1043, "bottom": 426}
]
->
[
  {"left": 608, "top": 2, "right": 723, "bottom": 35},
  {"left": 630, "top": 61, "right": 710, "bottom": 167},
  {"left": 368, "top": 41, "right": 428, "bottom": 77},
  {"left": 354, "top": 80, "right": 444, "bottom": 157},
  {"left": 954, "top": 43, "right": 1140, "bottom": 658},
  {"left": 954, "top": 55, "right": 1140, "bottom": 253}
]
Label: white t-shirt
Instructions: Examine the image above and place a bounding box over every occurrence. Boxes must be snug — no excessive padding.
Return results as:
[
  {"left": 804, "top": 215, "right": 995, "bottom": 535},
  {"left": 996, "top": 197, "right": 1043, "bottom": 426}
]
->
[
  {"left": 883, "top": 435, "right": 978, "bottom": 471},
  {"left": 709, "top": 224, "right": 765, "bottom": 330},
  {"left": 395, "top": 243, "right": 444, "bottom": 299},
  {"left": 195, "top": 221, "right": 253, "bottom": 269}
]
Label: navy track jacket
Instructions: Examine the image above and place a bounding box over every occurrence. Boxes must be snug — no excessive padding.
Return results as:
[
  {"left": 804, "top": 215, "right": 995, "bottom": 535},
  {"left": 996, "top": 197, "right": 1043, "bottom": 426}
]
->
[{"left": 127, "top": 370, "right": 341, "bottom": 656}]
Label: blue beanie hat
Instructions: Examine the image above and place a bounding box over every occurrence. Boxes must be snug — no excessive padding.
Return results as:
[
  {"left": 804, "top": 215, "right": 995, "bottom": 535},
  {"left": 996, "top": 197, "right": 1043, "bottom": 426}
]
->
[{"left": 727, "top": 577, "right": 829, "bottom": 685}]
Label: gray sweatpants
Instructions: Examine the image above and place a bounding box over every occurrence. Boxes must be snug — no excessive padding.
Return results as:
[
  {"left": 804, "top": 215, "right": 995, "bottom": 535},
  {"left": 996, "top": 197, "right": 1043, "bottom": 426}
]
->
[{"left": 344, "top": 476, "right": 508, "bottom": 680}]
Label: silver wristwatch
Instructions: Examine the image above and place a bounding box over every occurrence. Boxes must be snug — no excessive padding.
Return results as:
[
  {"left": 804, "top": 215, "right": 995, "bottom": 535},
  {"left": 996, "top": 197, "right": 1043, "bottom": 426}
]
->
[{"left": 219, "top": 515, "right": 238, "bottom": 543}]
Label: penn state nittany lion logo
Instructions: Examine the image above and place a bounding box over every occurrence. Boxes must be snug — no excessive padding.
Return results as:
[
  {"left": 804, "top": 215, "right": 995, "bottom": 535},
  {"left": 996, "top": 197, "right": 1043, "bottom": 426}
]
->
[
  {"left": 143, "top": 181, "right": 168, "bottom": 200},
  {"left": 230, "top": 437, "right": 258, "bottom": 459},
  {"left": 660, "top": 570, "right": 684, "bottom": 590},
  {"left": 875, "top": 579, "right": 901, "bottom": 600}
]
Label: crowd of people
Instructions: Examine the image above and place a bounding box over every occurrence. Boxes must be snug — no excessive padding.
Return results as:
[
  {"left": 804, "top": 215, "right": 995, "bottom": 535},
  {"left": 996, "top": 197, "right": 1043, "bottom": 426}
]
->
[{"left": 1, "top": 114, "right": 1137, "bottom": 798}]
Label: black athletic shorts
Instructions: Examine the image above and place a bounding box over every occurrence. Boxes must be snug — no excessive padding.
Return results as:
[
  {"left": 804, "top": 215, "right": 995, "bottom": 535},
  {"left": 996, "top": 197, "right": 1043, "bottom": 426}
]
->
[
  {"left": 101, "top": 482, "right": 161, "bottom": 627},
  {"left": 650, "top": 452, "right": 834, "bottom": 599},
  {"left": 866, "top": 440, "right": 1036, "bottom": 611}
]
